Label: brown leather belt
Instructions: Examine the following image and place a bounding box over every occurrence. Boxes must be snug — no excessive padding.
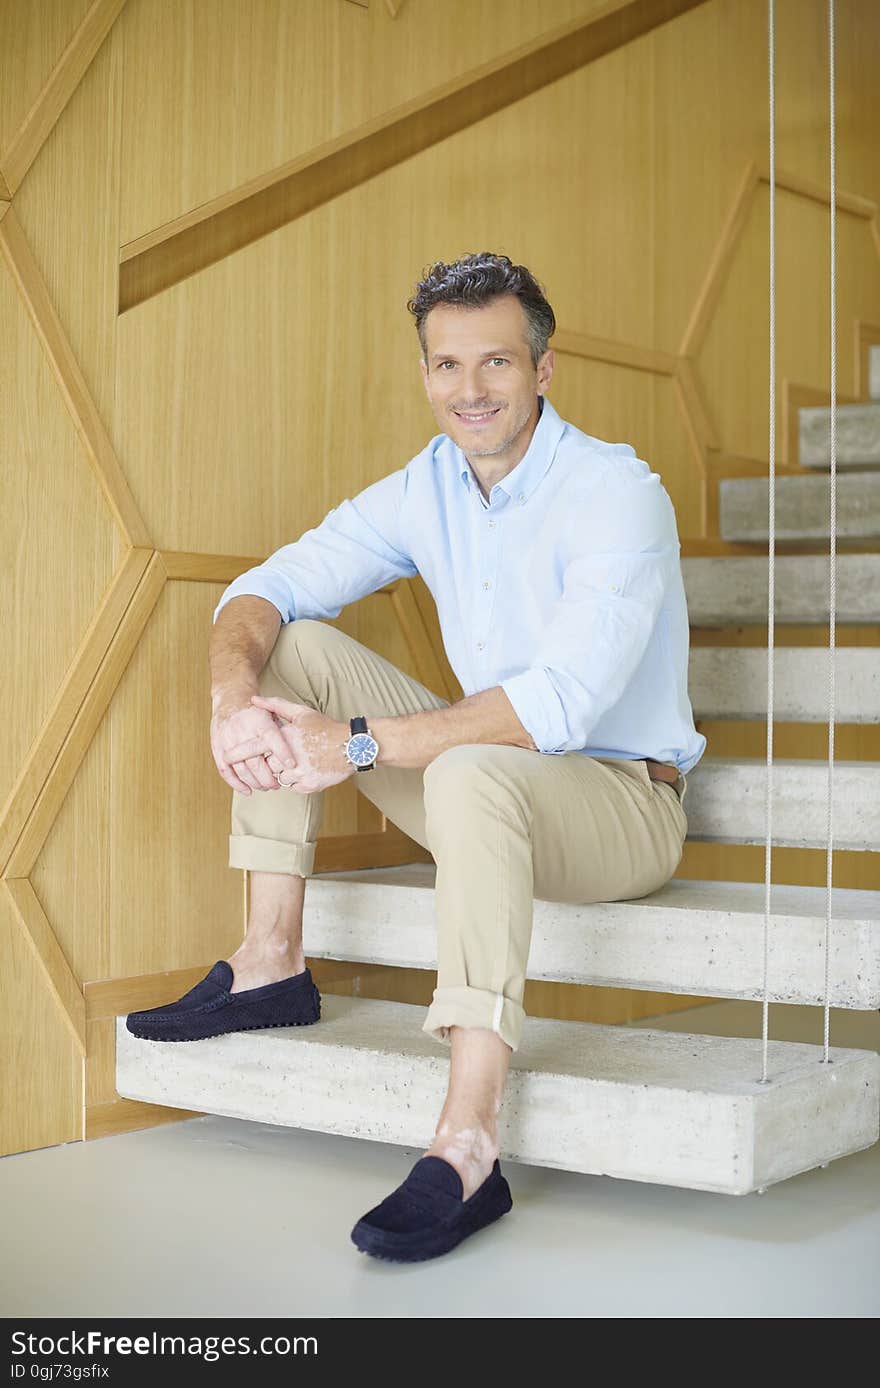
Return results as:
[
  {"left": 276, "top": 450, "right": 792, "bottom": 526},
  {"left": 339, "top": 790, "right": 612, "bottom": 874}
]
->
[{"left": 644, "top": 758, "right": 680, "bottom": 785}]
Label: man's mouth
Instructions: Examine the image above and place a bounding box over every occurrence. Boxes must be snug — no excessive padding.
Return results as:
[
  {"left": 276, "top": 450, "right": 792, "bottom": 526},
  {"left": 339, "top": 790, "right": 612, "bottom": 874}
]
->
[{"left": 454, "top": 408, "right": 501, "bottom": 426}]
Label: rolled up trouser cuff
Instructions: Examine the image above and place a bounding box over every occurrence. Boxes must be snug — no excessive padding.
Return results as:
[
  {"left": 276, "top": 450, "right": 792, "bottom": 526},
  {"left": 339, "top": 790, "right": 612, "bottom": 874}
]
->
[
  {"left": 228, "top": 834, "right": 317, "bottom": 877},
  {"left": 422, "top": 985, "right": 525, "bottom": 1052}
]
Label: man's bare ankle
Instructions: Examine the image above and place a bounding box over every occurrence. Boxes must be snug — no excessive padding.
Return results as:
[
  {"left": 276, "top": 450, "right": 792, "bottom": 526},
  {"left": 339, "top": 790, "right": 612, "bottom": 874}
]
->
[{"left": 226, "top": 943, "right": 307, "bottom": 990}]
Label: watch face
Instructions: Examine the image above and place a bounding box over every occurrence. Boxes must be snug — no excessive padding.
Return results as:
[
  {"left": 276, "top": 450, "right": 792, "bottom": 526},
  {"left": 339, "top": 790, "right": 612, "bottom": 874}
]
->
[{"left": 348, "top": 732, "right": 378, "bottom": 765}]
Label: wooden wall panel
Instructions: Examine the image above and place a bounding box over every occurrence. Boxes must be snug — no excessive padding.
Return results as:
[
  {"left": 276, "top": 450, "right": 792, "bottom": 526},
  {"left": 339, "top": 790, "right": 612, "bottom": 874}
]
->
[
  {"left": 0, "top": 890, "right": 81, "bottom": 1158},
  {"left": 0, "top": 0, "right": 93, "bottom": 154},
  {"left": 30, "top": 708, "right": 114, "bottom": 990},
  {"left": 116, "top": 0, "right": 610, "bottom": 244},
  {"left": 12, "top": 12, "right": 125, "bottom": 455},
  {"left": 29, "top": 577, "right": 425, "bottom": 992},
  {"left": 2, "top": 0, "right": 878, "bottom": 1155},
  {"left": 0, "top": 248, "right": 117, "bottom": 814},
  {"left": 114, "top": 203, "right": 402, "bottom": 557},
  {"left": 699, "top": 184, "right": 880, "bottom": 466},
  {"left": 30, "top": 581, "right": 242, "bottom": 986},
  {"left": 118, "top": 1, "right": 708, "bottom": 309},
  {"left": 113, "top": 5, "right": 880, "bottom": 578}
]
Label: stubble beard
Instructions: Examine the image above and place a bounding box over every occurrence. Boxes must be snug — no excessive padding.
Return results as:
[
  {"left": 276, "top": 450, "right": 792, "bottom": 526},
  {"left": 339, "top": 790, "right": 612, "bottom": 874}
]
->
[{"left": 454, "top": 399, "right": 533, "bottom": 459}]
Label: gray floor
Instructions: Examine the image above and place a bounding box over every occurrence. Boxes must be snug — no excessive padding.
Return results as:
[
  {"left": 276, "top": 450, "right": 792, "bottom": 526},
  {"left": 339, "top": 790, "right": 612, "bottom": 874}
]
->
[{"left": 2, "top": 1000, "right": 879, "bottom": 1318}]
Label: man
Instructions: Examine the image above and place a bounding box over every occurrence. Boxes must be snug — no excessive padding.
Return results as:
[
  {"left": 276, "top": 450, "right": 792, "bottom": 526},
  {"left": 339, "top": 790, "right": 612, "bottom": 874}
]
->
[{"left": 126, "top": 251, "right": 706, "bottom": 1263}]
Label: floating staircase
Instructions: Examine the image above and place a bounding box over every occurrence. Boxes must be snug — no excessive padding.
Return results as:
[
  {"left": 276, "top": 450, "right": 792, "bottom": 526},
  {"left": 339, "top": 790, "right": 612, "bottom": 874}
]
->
[
  {"left": 719, "top": 361, "right": 880, "bottom": 543},
  {"left": 117, "top": 374, "right": 880, "bottom": 1197},
  {"left": 717, "top": 470, "right": 880, "bottom": 542},
  {"left": 116, "top": 995, "right": 878, "bottom": 1198},
  {"left": 799, "top": 400, "right": 880, "bottom": 469}
]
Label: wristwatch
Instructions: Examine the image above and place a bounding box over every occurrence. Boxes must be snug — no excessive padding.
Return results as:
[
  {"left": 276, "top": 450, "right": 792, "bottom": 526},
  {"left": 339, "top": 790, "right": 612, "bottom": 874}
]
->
[{"left": 342, "top": 715, "right": 380, "bottom": 772}]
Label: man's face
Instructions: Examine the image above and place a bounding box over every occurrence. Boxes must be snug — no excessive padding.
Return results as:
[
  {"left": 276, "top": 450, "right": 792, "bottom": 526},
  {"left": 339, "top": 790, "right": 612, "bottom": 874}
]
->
[{"left": 419, "top": 295, "right": 553, "bottom": 460}]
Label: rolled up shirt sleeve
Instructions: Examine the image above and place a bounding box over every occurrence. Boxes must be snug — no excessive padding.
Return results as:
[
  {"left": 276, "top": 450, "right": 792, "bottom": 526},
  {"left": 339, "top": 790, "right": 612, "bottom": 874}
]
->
[
  {"left": 499, "top": 470, "right": 678, "bottom": 754},
  {"left": 212, "top": 465, "right": 418, "bottom": 625}
]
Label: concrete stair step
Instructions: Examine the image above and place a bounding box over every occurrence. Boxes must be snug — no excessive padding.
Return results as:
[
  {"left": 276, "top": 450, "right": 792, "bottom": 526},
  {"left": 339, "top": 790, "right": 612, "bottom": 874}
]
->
[
  {"left": 681, "top": 553, "right": 880, "bottom": 625},
  {"left": 301, "top": 864, "right": 880, "bottom": 1008},
  {"left": 115, "top": 997, "right": 880, "bottom": 1196},
  {"left": 673, "top": 755, "right": 878, "bottom": 851},
  {"left": 718, "top": 471, "right": 880, "bottom": 542},
  {"left": 688, "top": 646, "right": 880, "bottom": 723},
  {"left": 799, "top": 401, "right": 880, "bottom": 467}
]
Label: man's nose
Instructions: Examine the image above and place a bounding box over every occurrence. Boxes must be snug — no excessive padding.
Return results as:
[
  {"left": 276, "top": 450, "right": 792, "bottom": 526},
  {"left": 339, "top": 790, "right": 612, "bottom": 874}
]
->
[{"left": 458, "top": 367, "right": 491, "bottom": 403}]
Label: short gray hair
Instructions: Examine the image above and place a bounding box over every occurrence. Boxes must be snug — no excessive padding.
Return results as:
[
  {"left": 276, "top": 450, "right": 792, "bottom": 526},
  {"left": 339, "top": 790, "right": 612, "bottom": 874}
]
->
[{"left": 407, "top": 252, "right": 556, "bottom": 370}]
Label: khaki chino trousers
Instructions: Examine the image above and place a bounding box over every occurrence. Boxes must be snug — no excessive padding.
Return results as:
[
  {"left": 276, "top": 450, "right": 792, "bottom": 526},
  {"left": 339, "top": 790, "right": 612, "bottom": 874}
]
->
[{"left": 228, "top": 618, "right": 689, "bottom": 1052}]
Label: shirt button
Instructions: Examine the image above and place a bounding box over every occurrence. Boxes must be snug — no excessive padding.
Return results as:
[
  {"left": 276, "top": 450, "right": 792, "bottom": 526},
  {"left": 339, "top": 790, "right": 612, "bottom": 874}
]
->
[
  {"left": 610, "top": 584, "right": 620, "bottom": 593},
  {"left": 477, "top": 641, "right": 485, "bottom": 650},
  {"left": 488, "top": 520, "right": 496, "bottom": 529},
  {"left": 518, "top": 493, "right": 525, "bottom": 504},
  {"left": 482, "top": 580, "right": 491, "bottom": 590}
]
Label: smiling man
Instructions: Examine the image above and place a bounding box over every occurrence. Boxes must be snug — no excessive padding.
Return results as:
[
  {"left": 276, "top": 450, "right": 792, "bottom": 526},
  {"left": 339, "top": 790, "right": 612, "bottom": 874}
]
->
[
  {"left": 424, "top": 293, "right": 545, "bottom": 490},
  {"left": 126, "top": 251, "right": 706, "bottom": 1264}
]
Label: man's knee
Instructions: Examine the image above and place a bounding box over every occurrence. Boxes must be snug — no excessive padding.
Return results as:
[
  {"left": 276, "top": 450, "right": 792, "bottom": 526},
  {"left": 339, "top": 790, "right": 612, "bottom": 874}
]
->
[
  {"left": 258, "top": 618, "right": 337, "bottom": 694},
  {"left": 267, "top": 617, "right": 337, "bottom": 663},
  {"left": 274, "top": 617, "right": 334, "bottom": 655}
]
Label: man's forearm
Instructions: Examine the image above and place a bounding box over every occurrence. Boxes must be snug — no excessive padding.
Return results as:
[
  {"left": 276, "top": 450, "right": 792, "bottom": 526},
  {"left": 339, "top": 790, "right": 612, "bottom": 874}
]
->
[
  {"left": 209, "top": 595, "right": 281, "bottom": 710},
  {"left": 369, "top": 686, "right": 538, "bottom": 770}
]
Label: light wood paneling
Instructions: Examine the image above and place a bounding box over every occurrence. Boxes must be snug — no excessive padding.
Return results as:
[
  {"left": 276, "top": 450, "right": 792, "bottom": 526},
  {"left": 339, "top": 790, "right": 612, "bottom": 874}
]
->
[
  {"left": 699, "top": 181, "right": 879, "bottom": 470},
  {"left": 111, "top": 14, "right": 880, "bottom": 572},
  {"left": 0, "top": 890, "right": 81, "bottom": 1158},
  {"left": 86, "top": 1097, "right": 202, "bottom": 1140},
  {"left": 0, "top": 551, "right": 152, "bottom": 878},
  {"left": 116, "top": 0, "right": 663, "bottom": 247},
  {"left": 0, "top": 236, "right": 121, "bottom": 839},
  {"left": 4, "top": 878, "right": 86, "bottom": 1055},
  {"left": 12, "top": 10, "right": 127, "bottom": 475},
  {"left": 33, "top": 577, "right": 245, "bottom": 988},
  {"left": 1, "top": 205, "right": 146, "bottom": 547},
  {"left": 389, "top": 580, "right": 459, "bottom": 704},
  {"left": 8, "top": 551, "right": 162, "bottom": 882},
  {"left": 0, "top": 0, "right": 93, "bottom": 156},
  {"left": 118, "top": 0, "right": 709, "bottom": 310},
  {"left": 0, "top": 0, "right": 127, "bottom": 197}
]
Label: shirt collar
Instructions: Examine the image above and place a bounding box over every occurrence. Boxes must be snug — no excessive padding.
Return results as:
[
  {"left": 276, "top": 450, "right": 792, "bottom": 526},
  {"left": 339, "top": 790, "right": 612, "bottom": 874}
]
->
[{"left": 456, "top": 395, "right": 566, "bottom": 507}]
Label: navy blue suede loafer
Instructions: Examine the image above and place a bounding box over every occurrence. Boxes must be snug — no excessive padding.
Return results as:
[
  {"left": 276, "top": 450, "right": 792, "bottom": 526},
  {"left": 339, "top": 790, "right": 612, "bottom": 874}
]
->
[
  {"left": 350, "top": 1154, "right": 513, "bottom": 1263},
  {"left": 125, "top": 961, "right": 321, "bottom": 1042}
]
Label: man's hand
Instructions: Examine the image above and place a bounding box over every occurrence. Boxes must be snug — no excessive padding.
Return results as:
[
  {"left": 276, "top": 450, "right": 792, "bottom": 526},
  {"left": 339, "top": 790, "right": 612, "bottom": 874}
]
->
[
  {"left": 211, "top": 694, "right": 302, "bottom": 795},
  {"left": 220, "top": 694, "right": 356, "bottom": 794}
]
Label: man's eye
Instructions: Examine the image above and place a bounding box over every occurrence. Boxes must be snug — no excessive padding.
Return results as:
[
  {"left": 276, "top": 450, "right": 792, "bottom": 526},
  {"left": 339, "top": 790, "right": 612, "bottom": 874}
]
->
[{"left": 437, "top": 359, "right": 507, "bottom": 369}]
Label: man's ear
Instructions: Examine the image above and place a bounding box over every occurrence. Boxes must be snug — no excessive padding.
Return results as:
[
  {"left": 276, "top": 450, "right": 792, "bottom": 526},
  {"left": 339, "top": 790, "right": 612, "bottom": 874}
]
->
[
  {"left": 419, "top": 356, "right": 431, "bottom": 397},
  {"left": 537, "top": 348, "right": 555, "bottom": 394}
]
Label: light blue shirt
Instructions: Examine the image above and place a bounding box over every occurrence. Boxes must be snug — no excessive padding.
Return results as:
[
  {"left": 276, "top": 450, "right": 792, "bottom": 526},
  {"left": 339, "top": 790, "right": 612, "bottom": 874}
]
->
[{"left": 213, "top": 394, "right": 707, "bottom": 775}]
